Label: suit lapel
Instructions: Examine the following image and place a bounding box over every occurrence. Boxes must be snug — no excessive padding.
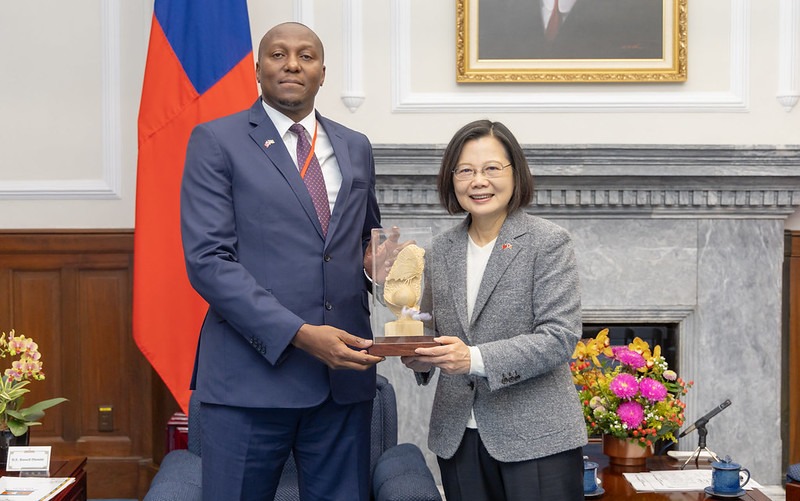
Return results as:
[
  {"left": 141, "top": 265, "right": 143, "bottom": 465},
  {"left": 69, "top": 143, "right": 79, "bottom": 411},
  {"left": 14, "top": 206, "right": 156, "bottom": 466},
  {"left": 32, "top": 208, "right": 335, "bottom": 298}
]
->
[
  {"left": 247, "top": 102, "right": 325, "bottom": 240},
  {"left": 443, "top": 220, "right": 471, "bottom": 340},
  {"left": 470, "top": 211, "right": 526, "bottom": 325},
  {"left": 318, "top": 113, "right": 352, "bottom": 246}
]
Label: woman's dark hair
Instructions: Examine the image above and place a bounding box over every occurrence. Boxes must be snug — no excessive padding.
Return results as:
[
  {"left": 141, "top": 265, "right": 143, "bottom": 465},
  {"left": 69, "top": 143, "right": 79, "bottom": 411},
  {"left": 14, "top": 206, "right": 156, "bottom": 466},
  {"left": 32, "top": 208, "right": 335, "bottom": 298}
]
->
[{"left": 436, "top": 120, "right": 534, "bottom": 215}]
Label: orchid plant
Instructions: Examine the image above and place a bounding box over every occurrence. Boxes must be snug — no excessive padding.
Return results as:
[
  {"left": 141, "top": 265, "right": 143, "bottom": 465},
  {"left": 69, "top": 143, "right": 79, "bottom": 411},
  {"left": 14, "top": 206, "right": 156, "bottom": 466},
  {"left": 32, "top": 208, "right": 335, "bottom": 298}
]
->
[
  {"left": 0, "top": 330, "right": 67, "bottom": 437},
  {"left": 571, "top": 329, "right": 693, "bottom": 448}
]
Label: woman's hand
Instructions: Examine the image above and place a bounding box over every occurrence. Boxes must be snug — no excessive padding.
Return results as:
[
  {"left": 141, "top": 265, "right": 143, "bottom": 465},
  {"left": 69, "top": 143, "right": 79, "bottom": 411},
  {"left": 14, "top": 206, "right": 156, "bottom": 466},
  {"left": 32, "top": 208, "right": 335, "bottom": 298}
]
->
[
  {"left": 400, "top": 356, "right": 433, "bottom": 373},
  {"left": 411, "top": 336, "right": 471, "bottom": 375}
]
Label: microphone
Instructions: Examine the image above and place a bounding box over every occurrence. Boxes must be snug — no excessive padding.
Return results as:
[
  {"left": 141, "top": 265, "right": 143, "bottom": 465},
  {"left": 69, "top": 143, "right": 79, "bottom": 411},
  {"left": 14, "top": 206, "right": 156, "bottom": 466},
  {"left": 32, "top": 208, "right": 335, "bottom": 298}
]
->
[{"left": 678, "top": 399, "right": 731, "bottom": 438}]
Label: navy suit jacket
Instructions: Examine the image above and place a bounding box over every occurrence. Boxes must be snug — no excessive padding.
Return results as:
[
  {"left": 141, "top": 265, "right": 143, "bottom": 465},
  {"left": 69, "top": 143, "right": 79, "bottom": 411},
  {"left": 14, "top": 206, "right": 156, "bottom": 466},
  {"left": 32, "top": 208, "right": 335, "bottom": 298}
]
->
[{"left": 180, "top": 99, "right": 380, "bottom": 409}]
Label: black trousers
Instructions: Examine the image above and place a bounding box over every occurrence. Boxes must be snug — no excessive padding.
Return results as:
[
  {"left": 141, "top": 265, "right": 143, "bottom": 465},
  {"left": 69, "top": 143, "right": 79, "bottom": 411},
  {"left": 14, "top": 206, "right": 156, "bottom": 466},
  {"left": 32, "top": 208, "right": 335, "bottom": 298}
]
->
[{"left": 437, "top": 429, "right": 584, "bottom": 501}]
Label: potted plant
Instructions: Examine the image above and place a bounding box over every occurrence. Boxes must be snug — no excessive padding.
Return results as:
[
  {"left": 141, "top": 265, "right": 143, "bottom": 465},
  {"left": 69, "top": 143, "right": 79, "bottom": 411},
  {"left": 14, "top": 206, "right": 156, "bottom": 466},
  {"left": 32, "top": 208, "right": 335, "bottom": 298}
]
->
[
  {"left": 0, "top": 330, "right": 67, "bottom": 466},
  {"left": 571, "top": 328, "right": 692, "bottom": 465}
]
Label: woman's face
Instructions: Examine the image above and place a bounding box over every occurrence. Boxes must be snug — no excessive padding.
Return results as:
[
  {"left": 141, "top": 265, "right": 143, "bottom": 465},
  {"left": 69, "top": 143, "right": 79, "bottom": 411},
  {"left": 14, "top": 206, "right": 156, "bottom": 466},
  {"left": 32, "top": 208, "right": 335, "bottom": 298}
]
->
[{"left": 453, "top": 136, "right": 514, "bottom": 222}]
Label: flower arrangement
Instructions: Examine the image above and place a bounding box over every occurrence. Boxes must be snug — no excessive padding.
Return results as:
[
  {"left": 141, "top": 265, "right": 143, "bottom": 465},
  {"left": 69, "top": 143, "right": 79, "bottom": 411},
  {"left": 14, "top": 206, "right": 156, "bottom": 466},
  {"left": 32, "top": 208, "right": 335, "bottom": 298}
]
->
[
  {"left": 0, "top": 330, "right": 67, "bottom": 436},
  {"left": 571, "top": 328, "right": 693, "bottom": 448}
]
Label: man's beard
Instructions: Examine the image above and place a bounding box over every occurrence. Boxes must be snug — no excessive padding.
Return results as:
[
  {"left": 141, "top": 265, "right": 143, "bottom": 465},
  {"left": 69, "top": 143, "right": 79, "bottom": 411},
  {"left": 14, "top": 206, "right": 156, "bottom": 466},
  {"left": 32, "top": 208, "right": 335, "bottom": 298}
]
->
[{"left": 277, "top": 99, "right": 303, "bottom": 109}]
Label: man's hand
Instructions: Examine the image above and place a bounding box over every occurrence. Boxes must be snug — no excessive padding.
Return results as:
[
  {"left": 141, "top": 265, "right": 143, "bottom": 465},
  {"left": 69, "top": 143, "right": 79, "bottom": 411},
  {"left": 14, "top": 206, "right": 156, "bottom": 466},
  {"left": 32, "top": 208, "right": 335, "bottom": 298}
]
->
[
  {"left": 292, "top": 324, "right": 384, "bottom": 370},
  {"left": 411, "top": 336, "right": 471, "bottom": 375},
  {"left": 364, "top": 226, "right": 412, "bottom": 285}
]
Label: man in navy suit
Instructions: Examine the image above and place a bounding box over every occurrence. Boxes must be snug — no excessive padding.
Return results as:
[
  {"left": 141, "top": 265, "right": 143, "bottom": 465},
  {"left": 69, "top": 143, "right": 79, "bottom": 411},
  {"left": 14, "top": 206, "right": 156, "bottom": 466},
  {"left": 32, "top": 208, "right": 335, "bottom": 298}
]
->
[{"left": 180, "top": 22, "right": 384, "bottom": 501}]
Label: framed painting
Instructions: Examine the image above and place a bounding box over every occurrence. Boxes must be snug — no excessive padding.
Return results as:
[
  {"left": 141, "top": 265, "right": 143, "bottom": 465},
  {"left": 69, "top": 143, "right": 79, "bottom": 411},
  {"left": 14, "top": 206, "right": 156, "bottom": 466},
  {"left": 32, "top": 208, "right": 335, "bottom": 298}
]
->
[{"left": 456, "top": 0, "right": 687, "bottom": 82}]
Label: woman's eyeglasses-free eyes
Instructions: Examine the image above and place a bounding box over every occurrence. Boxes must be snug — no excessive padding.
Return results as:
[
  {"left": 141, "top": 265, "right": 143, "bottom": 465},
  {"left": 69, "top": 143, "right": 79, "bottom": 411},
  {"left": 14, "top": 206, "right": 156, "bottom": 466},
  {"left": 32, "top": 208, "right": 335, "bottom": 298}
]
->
[{"left": 452, "top": 163, "right": 512, "bottom": 181}]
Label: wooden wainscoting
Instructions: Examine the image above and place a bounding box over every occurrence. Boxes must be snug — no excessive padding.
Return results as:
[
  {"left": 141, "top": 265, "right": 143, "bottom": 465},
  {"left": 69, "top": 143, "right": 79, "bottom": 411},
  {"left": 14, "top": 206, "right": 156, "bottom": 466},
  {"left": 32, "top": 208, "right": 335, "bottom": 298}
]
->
[
  {"left": 788, "top": 231, "right": 800, "bottom": 468},
  {"left": 0, "top": 230, "right": 179, "bottom": 500}
]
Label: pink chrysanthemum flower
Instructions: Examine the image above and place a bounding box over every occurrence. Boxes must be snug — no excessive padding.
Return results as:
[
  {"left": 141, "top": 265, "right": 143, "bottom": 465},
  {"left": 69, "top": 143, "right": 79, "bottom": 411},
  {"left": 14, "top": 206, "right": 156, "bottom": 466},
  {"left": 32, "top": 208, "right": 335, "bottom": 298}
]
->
[
  {"left": 663, "top": 370, "right": 677, "bottom": 381},
  {"left": 617, "top": 400, "right": 645, "bottom": 429},
  {"left": 639, "top": 377, "right": 668, "bottom": 402},
  {"left": 609, "top": 373, "right": 639, "bottom": 399},
  {"left": 614, "top": 348, "right": 646, "bottom": 369}
]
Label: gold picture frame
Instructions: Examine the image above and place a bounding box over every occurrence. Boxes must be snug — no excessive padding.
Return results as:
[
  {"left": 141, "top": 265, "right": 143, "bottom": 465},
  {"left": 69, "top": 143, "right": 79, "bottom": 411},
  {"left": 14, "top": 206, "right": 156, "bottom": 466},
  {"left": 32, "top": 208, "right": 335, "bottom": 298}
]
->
[{"left": 456, "top": 0, "right": 687, "bottom": 83}]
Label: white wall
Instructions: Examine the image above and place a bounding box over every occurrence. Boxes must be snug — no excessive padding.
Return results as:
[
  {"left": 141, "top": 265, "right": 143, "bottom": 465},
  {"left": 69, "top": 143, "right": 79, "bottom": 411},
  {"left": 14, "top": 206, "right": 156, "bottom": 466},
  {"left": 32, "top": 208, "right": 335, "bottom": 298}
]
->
[{"left": 0, "top": 0, "right": 798, "bottom": 228}]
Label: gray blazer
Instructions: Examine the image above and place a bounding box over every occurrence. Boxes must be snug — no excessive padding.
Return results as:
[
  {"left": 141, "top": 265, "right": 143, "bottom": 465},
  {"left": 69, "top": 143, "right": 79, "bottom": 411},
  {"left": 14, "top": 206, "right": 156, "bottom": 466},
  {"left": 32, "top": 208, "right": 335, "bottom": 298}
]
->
[{"left": 419, "top": 210, "right": 588, "bottom": 462}]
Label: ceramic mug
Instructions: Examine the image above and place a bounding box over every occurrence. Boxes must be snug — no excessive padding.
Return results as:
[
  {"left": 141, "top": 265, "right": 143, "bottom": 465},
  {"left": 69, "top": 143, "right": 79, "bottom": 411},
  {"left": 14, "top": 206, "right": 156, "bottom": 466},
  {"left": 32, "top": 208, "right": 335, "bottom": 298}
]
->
[
  {"left": 711, "top": 458, "right": 750, "bottom": 494},
  {"left": 583, "top": 458, "right": 600, "bottom": 494}
]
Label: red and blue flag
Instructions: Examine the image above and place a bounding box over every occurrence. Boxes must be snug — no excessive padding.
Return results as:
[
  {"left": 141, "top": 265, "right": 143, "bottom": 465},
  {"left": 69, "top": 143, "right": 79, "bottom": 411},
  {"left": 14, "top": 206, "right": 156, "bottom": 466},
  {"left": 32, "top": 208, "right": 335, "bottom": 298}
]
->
[{"left": 134, "top": 0, "right": 257, "bottom": 413}]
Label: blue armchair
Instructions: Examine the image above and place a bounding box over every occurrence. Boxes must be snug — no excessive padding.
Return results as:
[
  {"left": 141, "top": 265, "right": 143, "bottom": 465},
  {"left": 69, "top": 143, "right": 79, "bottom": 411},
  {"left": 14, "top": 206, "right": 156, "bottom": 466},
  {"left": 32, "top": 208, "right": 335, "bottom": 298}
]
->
[
  {"left": 787, "top": 463, "right": 800, "bottom": 501},
  {"left": 145, "top": 374, "right": 441, "bottom": 501}
]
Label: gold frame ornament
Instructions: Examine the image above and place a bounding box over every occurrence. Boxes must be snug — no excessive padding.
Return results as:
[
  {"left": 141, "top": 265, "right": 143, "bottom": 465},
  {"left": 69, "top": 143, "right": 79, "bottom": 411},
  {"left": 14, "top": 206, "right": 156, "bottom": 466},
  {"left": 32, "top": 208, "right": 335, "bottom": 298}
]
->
[{"left": 456, "top": 0, "right": 687, "bottom": 83}]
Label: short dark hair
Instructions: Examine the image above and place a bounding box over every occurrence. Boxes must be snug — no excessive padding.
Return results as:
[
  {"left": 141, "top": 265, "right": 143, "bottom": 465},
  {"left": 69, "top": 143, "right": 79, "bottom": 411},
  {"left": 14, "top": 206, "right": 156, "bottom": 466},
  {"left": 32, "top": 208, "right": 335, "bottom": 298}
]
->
[{"left": 436, "top": 120, "right": 534, "bottom": 215}]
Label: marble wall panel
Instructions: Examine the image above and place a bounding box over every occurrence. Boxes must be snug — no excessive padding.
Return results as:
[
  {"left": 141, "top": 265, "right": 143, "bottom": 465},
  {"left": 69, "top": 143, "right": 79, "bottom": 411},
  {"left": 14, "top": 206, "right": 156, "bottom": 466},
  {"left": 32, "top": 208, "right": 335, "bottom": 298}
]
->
[
  {"left": 688, "top": 218, "right": 785, "bottom": 483},
  {"left": 555, "top": 218, "right": 699, "bottom": 308}
]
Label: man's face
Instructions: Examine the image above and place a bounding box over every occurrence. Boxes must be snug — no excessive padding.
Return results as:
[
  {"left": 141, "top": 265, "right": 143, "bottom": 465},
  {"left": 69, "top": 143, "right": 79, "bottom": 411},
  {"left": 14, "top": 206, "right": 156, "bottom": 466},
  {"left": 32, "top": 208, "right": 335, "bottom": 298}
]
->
[{"left": 256, "top": 23, "right": 326, "bottom": 122}]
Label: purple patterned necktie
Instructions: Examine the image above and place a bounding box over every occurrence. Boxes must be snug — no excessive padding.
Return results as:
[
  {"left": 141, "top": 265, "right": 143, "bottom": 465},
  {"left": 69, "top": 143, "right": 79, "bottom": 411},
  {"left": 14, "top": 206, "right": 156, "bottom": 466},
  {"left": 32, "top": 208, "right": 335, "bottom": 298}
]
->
[{"left": 290, "top": 123, "right": 330, "bottom": 237}]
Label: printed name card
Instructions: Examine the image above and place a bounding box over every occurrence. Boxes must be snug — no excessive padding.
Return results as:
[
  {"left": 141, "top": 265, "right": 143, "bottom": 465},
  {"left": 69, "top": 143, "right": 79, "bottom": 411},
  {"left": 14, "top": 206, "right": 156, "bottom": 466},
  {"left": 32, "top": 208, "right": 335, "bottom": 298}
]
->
[{"left": 6, "top": 446, "right": 51, "bottom": 471}]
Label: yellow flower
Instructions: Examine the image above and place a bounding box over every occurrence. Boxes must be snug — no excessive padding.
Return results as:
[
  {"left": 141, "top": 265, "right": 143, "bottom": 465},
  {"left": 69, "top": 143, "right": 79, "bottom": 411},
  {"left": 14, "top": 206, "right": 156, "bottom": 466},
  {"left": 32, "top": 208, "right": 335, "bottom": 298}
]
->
[
  {"left": 628, "top": 337, "right": 650, "bottom": 355},
  {"left": 629, "top": 337, "right": 664, "bottom": 370},
  {"left": 572, "top": 340, "right": 590, "bottom": 360},
  {"left": 591, "top": 329, "right": 613, "bottom": 364}
]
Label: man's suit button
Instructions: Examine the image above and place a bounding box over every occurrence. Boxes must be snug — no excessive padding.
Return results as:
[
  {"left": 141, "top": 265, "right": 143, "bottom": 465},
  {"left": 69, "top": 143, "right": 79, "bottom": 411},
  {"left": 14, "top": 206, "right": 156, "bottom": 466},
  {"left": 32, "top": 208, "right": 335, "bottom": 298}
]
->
[
  {"left": 468, "top": 381, "right": 475, "bottom": 390},
  {"left": 249, "top": 337, "right": 255, "bottom": 345},
  {"left": 324, "top": 254, "right": 331, "bottom": 262},
  {"left": 325, "top": 301, "right": 332, "bottom": 310},
  {"left": 501, "top": 376, "right": 508, "bottom": 384}
]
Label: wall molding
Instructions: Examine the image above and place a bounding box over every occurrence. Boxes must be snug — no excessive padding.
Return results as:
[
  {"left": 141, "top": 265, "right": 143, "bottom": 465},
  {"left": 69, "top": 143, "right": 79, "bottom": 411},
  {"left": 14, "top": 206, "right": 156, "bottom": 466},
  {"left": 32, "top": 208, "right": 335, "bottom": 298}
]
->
[
  {"left": 390, "top": 0, "right": 750, "bottom": 113},
  {"left": 0, "top": 0, "right": 122, "bottom": 200}
]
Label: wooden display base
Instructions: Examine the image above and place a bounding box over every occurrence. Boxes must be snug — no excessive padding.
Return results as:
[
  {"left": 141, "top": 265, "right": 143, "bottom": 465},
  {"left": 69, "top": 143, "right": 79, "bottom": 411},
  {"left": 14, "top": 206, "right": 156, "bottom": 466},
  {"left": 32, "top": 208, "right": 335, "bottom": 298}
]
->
[{"left": 369, "top": 336, "right": 439, "bottom": 357}]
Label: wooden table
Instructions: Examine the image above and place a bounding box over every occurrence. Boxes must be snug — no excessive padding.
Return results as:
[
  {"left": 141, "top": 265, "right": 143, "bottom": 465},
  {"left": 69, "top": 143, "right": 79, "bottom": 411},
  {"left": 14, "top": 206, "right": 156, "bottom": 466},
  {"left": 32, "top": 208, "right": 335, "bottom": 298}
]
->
[
  {"left": 1, "top": 457, "right": 87, "bottom": 501},
  {"left": 585, "top": 444, "right": 768, "bottom": 500}
]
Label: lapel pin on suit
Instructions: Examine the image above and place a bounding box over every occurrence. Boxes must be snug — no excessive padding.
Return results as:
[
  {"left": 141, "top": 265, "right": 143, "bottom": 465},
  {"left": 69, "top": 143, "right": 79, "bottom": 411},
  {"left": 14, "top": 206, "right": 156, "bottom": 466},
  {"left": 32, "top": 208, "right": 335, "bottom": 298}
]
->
[
  {"left": 264, "top": 139, "right": 275, "bottom": 148},
  {"left": 502, "top": 243, "right": 512, "bottom": 250}
]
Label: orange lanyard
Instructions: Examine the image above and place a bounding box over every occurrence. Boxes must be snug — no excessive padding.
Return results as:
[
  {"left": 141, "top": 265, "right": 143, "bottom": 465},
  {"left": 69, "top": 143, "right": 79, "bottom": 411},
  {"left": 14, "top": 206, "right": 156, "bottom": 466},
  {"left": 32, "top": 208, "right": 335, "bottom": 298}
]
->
[{"left": 299, "top": 121, "right": 318, "bottom": 179}]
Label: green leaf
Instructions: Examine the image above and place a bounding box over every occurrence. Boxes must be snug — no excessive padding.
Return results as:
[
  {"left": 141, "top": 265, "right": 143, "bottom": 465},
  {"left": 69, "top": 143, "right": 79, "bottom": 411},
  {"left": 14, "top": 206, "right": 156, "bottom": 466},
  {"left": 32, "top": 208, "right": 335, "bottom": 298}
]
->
[
  {"left": 4, "top": 409, "right": 25, "bottom": 420},
  {"left": 6, "top": 419, "right": 28, "bottom": 437},
  {"left": 22, "top": 397, "right": 67, "bottom": 414}
]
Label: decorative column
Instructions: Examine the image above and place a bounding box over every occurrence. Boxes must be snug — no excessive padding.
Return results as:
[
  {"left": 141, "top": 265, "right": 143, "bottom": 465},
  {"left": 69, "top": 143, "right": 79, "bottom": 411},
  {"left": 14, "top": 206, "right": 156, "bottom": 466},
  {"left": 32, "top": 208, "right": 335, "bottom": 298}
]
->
[
  {"left": 778, "top": 0, "right": 800, "bottom": 111},
  {"left": 294, "top": 0, "right": 314, "bottom": 28},
  {"left": 341, "top": 0, "right": 365, "bottom": 112}
]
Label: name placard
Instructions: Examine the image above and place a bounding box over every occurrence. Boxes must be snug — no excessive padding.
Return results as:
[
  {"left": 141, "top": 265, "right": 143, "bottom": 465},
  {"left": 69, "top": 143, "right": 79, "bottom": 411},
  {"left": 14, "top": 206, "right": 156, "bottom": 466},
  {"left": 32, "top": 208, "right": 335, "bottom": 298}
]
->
[{"left": 6, "top": 446, "right": 51, "bottom": 472}]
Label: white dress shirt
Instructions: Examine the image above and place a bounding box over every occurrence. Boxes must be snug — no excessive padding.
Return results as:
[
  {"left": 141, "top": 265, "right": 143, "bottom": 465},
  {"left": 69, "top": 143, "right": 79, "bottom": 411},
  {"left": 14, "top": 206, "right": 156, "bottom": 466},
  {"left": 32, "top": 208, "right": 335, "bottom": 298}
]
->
[
  {"left": 540, "top": 0, "right": 577, "bottom": 30},
  {"left": 465, "top": 234, "right": 496, "bottom": 428},
  {"left": 262, "top": 101, "right": 342, "bottom": 214}
]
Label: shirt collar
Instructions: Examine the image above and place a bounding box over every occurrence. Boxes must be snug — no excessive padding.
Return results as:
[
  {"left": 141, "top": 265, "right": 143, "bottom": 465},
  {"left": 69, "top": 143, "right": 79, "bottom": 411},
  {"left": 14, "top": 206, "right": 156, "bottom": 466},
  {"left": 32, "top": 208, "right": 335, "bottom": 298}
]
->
[
  {"left": 260, "top": 99, "right": 317, "bottom": 139},
  {"left": 542, "top": 0, "right": 577, "bottom": 12}
]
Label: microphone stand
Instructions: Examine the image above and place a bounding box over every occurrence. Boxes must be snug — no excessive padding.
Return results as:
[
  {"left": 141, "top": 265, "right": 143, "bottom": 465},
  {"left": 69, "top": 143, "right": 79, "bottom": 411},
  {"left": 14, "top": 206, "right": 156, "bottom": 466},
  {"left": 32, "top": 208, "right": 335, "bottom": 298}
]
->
[{"left": 680, "top": 423, "right": 721, "bottom": 469}]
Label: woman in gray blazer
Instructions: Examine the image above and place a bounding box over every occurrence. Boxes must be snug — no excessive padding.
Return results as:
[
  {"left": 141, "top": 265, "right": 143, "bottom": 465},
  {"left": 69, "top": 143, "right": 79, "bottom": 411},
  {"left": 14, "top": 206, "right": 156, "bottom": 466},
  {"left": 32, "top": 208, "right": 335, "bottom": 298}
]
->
[{"left": 402, "top": 120, "right": 587, "bottom": 501}]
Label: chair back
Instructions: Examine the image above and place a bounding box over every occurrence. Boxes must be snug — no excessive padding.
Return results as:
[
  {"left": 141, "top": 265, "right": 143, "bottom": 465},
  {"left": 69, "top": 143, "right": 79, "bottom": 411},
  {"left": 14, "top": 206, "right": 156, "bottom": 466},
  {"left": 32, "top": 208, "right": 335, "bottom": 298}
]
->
[{"left": 187, "top": 392, "right": 202, "bottom": 457}]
